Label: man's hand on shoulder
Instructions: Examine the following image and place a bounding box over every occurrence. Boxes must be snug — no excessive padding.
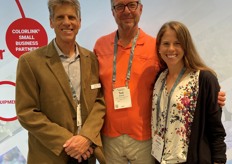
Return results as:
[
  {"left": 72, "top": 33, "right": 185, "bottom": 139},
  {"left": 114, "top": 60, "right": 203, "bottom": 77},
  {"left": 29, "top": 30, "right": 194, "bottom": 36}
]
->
[{"left": 218, "top": 91, "right": 226, "bottom": 107}]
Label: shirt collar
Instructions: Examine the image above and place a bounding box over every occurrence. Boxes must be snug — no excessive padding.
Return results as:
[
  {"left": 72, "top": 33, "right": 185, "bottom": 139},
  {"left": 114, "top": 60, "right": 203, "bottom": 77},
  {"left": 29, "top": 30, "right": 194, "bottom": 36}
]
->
[
  {"left": 53, "top": 39, "right": 79, "bottom": 58},
  {"left": 111, "top": 28, "right": 145, "bottom": 47}
]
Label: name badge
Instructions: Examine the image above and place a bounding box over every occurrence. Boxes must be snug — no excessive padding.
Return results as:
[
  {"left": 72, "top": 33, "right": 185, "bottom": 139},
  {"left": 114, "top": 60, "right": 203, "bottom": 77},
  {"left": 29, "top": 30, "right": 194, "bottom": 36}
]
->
[
  {"left": 151, "top": 134, "right": 164, "bottom": 163},
  {"left": 91, "top": 83, "right": 101, "bottom": 89},
  {"left": 76, "top": 104, "right": 82, "bottom": 127},
  {"left": 113, "top": 87, "right": 132, "bottom": 109}
]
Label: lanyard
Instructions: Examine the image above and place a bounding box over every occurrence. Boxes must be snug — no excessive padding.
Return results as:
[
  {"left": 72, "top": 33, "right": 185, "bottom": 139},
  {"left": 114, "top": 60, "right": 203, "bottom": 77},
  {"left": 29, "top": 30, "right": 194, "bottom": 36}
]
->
[
  {"left": 68, "top": 78, "right": 79, "bottom": 105},
  {"left": 112, "top": 30, "right": 139, "bottom": 88},
  {"left": 68, "top": 72, "right": 82, "bottom": 132},
  {"left": 156, "top": 67, "right": 186, "bottom": 136}
]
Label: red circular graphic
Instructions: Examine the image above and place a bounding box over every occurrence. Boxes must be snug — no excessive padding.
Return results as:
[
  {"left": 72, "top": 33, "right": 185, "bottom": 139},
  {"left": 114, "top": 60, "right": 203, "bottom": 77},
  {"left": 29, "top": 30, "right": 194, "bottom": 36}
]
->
[
  {"left": 0, "top": 81, "right": 17, "bottom": 121},
  {"left": 6, "top": 18, "right": 48, "bottom": 58}
]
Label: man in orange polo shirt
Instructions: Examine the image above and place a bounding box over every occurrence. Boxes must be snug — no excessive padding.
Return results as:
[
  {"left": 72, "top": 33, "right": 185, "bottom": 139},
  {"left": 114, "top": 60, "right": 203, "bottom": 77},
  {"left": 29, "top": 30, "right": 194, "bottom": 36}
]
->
[{"left": 94, "top": 1, "right": 160, "bottom": 163}]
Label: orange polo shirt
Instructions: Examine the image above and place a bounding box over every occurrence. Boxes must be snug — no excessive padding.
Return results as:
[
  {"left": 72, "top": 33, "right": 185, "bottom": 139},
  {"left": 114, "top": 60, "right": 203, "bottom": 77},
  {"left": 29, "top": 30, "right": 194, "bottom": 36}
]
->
[{"left": 94, "top": 29, "right": 160, "bottom": 141}]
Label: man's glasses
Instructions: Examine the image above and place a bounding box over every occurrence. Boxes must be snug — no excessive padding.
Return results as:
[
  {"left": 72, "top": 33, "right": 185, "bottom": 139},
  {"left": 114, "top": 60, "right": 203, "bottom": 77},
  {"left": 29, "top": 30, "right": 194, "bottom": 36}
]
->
[{"left": 113, "top": 1, "right": 140, "bottom": 13}]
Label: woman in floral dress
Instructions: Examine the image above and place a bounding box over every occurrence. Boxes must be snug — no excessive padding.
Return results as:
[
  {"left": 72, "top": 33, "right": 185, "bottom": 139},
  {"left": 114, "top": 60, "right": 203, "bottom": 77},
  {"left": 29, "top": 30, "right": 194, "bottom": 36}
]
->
[{"left": 151, "top": 21, "right": 227, "bottom": 164}]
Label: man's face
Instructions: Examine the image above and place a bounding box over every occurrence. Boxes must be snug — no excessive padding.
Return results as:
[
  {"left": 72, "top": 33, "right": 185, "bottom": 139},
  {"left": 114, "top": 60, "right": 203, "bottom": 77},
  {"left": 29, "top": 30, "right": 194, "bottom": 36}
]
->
[
  {"left": 112, "top": 0, "right": 143, "bottom": 31},
  {"left": 50, "top": 3, "right": 81, "bottom": 46}
]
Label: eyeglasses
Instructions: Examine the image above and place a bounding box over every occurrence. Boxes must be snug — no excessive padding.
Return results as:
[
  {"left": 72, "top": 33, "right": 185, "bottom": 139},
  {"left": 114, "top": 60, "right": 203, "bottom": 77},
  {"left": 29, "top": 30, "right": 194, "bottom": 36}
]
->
[{"left": 113, "top": 1, "right": 140, "bottom": 13}]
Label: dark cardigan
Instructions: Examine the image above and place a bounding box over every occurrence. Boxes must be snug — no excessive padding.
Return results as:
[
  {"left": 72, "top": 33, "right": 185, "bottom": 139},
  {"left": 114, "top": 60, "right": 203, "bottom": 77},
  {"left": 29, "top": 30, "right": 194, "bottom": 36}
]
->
[{"left": 186, "top": 70, "right": 227, "bottom": 164}]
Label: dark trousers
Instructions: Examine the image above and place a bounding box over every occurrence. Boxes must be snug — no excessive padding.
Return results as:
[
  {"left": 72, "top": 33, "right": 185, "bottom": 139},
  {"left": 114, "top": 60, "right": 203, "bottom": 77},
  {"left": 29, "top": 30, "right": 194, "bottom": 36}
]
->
[{"left": 67, "top": 157, "right": 88, "bottom": 164}]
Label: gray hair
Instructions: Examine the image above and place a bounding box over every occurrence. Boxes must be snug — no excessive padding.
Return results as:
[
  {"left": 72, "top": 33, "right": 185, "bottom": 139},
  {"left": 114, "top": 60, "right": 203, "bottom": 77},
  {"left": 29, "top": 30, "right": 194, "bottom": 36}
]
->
[
  {"left": 110, "top": 0, "right": 142, "bottom": 8},
  {"left": 48, "top": 0, "right": 81, "bottom": 19}
]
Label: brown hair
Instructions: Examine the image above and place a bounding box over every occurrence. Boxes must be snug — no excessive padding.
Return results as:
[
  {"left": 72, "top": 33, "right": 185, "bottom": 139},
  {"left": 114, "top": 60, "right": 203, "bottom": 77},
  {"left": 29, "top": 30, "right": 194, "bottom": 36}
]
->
[{"left": 48, "top": 0, "right": 81, "bottom": 19}]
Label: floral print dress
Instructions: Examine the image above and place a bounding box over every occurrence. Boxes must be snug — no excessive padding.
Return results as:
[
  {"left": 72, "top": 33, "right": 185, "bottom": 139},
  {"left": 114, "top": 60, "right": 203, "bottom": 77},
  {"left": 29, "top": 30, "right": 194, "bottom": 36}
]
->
[{"left": 152, "top": 69, "right": 199, "bottom": 163}]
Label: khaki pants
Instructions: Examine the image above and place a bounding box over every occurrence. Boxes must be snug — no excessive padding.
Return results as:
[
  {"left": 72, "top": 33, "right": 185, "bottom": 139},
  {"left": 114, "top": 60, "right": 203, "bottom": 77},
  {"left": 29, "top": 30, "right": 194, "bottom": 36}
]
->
[{"left": 102, "top": 134, "right": 155, "bottom": 164}]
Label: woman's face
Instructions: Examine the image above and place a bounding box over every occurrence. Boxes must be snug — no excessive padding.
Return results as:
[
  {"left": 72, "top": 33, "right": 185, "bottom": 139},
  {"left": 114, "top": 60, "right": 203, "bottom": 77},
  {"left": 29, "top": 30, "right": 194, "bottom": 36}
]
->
[{"left": 158, "top": 28, "right": 184, "bottom": 68}]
